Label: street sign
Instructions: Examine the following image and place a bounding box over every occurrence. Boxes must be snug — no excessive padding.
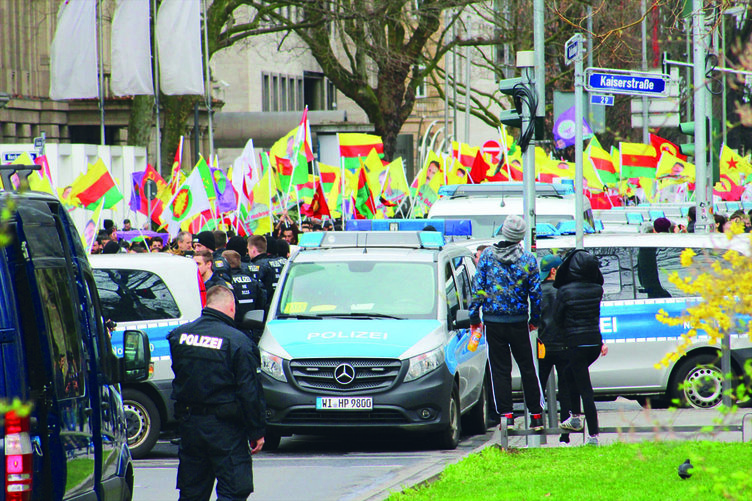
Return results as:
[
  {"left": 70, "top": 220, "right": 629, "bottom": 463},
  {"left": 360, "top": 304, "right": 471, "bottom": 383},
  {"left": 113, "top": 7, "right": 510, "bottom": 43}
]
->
[
  {"left": 33, "top": 136, "right": 44, "bottom": 149},
  {"left": 481, "top": 140, "right": 502, "bottom": 164},
  {"left": 590, "top": 94, "right": 615, "bottom": 106},
  {"left": 565, "top": 34, "right": 585, "bottom": 66},
  {"left": 585, "top": 67, "right": 670, "bottom": 97},
  {"left": 144, "top": 179, "right": 159, "bottom": 200}
]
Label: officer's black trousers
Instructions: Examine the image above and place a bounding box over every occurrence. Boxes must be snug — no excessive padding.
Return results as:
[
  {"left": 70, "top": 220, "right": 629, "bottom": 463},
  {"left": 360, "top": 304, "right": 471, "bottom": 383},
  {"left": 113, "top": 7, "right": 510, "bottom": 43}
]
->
[{"left": 177, "top": 414, "right": 253, "bottom": 501}]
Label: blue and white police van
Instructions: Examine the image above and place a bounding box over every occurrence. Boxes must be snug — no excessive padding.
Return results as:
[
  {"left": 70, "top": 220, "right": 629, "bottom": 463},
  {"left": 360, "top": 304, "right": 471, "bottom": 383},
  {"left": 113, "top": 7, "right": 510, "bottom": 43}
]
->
[
  {"left": 466, "top": 231, "right": 752, "bottom": 408},
  {"left": 257, "top": 220, "right": 491, "bottom": 450},
  {"left": 90, "top": 254, "right": 203, "bottom": 458},
  {"left": 0, "top": 168, "right": 150, "bottom": 500}
]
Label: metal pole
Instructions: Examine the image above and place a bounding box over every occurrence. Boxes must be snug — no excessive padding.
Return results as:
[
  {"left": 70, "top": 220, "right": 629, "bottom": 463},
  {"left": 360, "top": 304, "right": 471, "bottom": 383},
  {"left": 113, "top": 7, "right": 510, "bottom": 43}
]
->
[
  {"left": 693, "top": 0, "right": 710, "bottom": 233},
  {"left": 202, "top": 0, "right": 214, "bottom": 159},
  {"left": 586, "top": 6, "right": 592, "bottom": 123},
  {"left": 443, "top": 11, "right": 450, "bottom": 155},
  {"left": 574, "top": 39, "right": 584, "bottom": 250},
  {"left": 452, "top": 19, "right": 458, "bottom": 144},
  {"left": 722, "top": 16, "right": 727, "bottom": 145},
  {"left": 685, "top": 19, "right": 692, "bottom": 122},
  {"left": 464, "top": 45, "right": 471, "bottom": 143},
  {"left": 722, "top": 331, "right": 732, "bottom": 408},
  {"left": 194, "top": 102, "right": 200, "bottom": 166},
  {"left": 534, "top": 0, "right": 545, "bottom": 120},
  {"left": 641, "top": 0, "right": 649, "bottom": 143},
  {"left": 97, "top": 0, "right": 105, "bottom": 145},
  {"left": 523, "top": 66, "right": 536, "bottom": 255},
  {"left": 152, "top": 0, "right": 162, "bottom": 174}
]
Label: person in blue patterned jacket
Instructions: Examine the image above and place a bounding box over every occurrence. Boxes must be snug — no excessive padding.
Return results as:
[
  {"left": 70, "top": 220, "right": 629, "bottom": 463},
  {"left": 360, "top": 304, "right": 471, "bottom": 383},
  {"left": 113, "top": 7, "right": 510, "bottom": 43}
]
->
[{"left": 469, "top": 214, "right": 544, "bottom": 431}]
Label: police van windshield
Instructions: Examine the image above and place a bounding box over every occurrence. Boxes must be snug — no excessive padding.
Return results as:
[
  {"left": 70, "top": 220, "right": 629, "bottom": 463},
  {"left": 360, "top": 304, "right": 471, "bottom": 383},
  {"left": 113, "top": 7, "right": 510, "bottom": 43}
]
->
[
  {"left": 439, "top": 214, "right": 575, "bottom": 238},
  {"left": 277, "top": 261, "right": 437, "bottom": 320}
]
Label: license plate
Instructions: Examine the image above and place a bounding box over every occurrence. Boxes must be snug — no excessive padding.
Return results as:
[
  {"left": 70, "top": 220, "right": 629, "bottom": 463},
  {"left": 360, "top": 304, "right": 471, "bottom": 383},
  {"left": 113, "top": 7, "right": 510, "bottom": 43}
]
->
[{"left": 316, "top": 396, "right": 373, "bottom": 410}]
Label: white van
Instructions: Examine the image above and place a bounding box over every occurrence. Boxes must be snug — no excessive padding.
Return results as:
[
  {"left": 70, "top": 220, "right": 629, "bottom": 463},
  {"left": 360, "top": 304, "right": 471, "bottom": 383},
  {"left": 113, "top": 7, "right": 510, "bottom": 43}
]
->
[{"left": 429, "top": 182, "right": 594, "bottom": 239}]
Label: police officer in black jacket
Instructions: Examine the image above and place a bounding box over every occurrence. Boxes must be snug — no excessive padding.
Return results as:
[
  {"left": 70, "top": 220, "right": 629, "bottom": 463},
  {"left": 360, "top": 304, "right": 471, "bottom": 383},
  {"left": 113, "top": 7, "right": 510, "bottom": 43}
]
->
[
  {"left": 222, "top": 250, "right": 267, "bottom": 342},
  {"left": 168, "top": 285, "right": 266, "bottom": 500},
  {"left": 246, "top": 235, "right": 276, "bottom": 309}
]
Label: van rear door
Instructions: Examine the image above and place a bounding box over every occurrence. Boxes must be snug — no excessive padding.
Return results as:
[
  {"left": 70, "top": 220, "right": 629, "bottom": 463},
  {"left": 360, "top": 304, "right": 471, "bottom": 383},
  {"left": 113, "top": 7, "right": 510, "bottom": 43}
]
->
[{"left": 12, "top": 199, "right": 97, "bottom": 499}]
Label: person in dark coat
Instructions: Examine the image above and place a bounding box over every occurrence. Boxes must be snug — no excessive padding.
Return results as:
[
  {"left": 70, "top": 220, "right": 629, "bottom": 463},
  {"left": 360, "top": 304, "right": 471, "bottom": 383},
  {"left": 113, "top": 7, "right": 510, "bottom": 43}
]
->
[
  {"left": 554, "top": 249, "right": 608, "bottom": 446},
  {"left": 536, "top": 254, "right": 572, "bottom": 446},
  {"left": 168, "top": 285, "right": 265, "bottom": 500}
]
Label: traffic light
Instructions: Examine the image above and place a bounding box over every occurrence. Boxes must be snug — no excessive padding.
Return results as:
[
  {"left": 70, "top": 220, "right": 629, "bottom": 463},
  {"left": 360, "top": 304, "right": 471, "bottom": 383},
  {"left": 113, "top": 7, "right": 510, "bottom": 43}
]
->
[
  {"left": 498, "top": 77, "right": 523, "bottom": 128},
  {"left": 678, "top": 121, "right": 695, "bottom": 157}
]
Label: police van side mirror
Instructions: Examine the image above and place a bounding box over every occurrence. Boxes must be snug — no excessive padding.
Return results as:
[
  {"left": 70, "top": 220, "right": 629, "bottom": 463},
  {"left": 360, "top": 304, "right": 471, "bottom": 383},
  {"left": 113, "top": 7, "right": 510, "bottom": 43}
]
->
[
  {"left": 241, "top": 310, "right": 265, "bottom": 332},
  {"left": 454, "top": 309, "right": 471, "bottom": 330},
  {"left": 120, "top": 330, "right": 151, "bottom": 382}
]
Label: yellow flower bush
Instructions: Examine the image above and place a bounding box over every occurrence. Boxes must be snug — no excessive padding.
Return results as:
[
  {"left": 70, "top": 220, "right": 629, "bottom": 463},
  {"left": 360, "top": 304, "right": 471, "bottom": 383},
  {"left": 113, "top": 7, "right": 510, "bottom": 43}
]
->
[{"left": 655, "top": 224, "right": 752, "bottom": 369}]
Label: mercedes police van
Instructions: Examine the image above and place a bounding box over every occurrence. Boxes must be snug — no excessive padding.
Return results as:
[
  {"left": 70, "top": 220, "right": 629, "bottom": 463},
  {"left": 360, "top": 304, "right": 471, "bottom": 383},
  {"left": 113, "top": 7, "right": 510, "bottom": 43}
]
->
[
  {"left": 0, "top": 167, "right": 150, "bottom": 500},
  {"left": 428, "top": 182, "right": 595, "bottom": 239},
  {"left": 465, "top": 231, "right": 752, "bottom": 409},
  {"left": 257, "top": 220, "right": 491, "bottom": 450}
]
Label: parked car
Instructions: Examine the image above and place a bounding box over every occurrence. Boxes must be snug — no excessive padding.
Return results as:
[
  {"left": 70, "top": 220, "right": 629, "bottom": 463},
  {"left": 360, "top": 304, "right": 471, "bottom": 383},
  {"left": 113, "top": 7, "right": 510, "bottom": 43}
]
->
[{"left": 90, "top": 253, "right": 203, "bottom": 458}]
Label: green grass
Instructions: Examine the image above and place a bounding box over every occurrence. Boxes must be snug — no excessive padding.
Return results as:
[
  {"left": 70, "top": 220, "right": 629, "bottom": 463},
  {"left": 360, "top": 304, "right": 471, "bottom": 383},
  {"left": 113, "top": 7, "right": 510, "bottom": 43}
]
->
[{"left": 388, "top": 442, "right": 752, "bottom": 501}]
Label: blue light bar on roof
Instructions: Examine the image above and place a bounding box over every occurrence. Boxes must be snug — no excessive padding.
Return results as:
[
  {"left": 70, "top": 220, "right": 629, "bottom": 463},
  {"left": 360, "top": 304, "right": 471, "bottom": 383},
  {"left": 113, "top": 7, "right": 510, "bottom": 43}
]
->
[
  {"left": 555, "top": 220, "right": 595, "bottom": 235},
  {"left": 536, "top": 223, "right": 559, "bottom": 238},
  {"left": 345, "top": 219, "right": 472, "bottom": 237},
  {"left": 298, "top": 232, "right": 325, "bottom": 248}
]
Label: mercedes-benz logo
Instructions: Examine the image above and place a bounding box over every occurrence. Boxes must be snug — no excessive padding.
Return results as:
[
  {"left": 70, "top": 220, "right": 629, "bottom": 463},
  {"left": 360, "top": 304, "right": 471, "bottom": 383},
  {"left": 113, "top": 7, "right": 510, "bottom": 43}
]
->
[{"left": 334, "top": 363, "right": 356, "bottom": 385}]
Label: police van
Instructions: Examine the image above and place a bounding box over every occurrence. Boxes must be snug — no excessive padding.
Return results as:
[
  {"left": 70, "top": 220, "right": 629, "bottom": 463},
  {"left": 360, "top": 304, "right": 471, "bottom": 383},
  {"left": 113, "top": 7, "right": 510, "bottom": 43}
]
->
[
  {"left": 428, "top": 182, "right": 595, "bottom": 239},
  {"left": 0, "top": 169, "right": 150, "bottom": 500},
  {"left": 466, "top": 232, "right": 752, "bottom": 408},
  {"left": 257, "top": 220, "right": 491, "bottom": 450},
  {"left": 89, "top": 254, "right": 203, "bottom": 458}
]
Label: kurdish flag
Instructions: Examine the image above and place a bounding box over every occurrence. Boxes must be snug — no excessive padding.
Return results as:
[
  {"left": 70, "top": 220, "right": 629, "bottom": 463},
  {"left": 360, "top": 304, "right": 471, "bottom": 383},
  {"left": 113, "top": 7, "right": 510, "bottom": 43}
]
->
[
  {"left": 318, "top": 163, "right": 341, "bottom": 217},
  {"left": 656, "top": 152, "right": 695, "bottom": 182},
  {"left": 162, "top": 166, "right": 212, "bottom": 236},
  {"left": 719, "top": 144, "right": 752, "bottom": 186},
  {"left": 129, "top": 164, "right": 167, "bottom": 222},
  {"left": 339, "top": 133, "right": 384, "bottom": 171},
  {"left": 353, "top": 160, "right": 377, "bottom": 219},
  {"left": 380, "top": 157, "right": 409, "bottom": 208},
  {"left": 587, "top": 139, "right": 618, "bottom": 187},
  {"left": 71, "top": 158, "right": 124, "bottom": 209},
  {"left": 619, "top": 142, "right": 658, "bottom": 179},
  {"left": 452, "top": 141, "right": 479, "bottom": 168}
]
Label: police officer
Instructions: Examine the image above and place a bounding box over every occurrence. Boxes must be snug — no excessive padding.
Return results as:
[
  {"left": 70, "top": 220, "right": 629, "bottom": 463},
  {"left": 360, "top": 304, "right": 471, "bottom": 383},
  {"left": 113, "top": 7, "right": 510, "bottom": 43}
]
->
[
  {"left": 262, "top": 236, "right": 287, "bottom": 292},
  {"left": 194, "top": 250, "right": 230, "bottom": 291},
  {"left": 194, "top": 230, "right": 232, "bottom": 283},
  {"left": 167, "top": 285, "right": 266, "bottom": 500},
  {"left": 222, "top": 250, "right": 266, "bottom": 341},
  {"left": 246, "top": 235, "right": 275, "bottom": 309}
]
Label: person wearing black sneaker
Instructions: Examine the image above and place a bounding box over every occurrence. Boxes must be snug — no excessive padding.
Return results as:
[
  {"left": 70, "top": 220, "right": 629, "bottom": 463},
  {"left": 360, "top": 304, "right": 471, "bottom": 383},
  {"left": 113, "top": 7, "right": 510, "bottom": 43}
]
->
[
  {"left": 554, "top": 249, "right": 608, "bottom": 446},
  {"left": 470, "top": 215, "right": 544, "bottom": 432}
]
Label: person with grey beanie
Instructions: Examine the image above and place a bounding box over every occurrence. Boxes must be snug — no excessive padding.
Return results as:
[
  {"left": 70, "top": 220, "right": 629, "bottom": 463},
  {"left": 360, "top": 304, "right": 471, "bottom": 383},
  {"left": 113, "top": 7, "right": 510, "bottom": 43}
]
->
[{"left": 469, "top": 215, "right": 544, "bottom": 432}]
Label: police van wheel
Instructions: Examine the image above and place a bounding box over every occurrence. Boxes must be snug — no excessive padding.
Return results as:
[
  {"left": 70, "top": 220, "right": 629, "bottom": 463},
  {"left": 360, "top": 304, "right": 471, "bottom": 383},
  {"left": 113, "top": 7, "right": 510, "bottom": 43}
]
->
[
  {"left": 463, "top": 376, "right": 490, "bottom": 435},
  {"left": 671, "top": 354, "right": 725, "bottom": 409},
  {"left": 123, "top": 389, "right": 161, "bottom": 459},
  {"left": 435, "top": 385, "right": 461, "bottom": 450}
]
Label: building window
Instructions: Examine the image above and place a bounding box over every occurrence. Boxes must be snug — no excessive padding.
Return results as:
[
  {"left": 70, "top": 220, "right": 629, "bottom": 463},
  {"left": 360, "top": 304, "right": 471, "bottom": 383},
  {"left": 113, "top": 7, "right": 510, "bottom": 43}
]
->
[
  {"left": 327, "top": 80, "right": 337, "bottom": 110},
  {"left": 280, "top": 76, "right": 288, "bottom": 112},
  {"left": 289, "top": 79, "right": 296, "bottom": 111},
  {"left": 262, "top": 74, "right": 270, "bottom": 112},
  {"left": 272, "top": 75, "right": 279, "bottom": 111},
  {"left": 415, "top": 65, "right": 427, "bottom": 98}
]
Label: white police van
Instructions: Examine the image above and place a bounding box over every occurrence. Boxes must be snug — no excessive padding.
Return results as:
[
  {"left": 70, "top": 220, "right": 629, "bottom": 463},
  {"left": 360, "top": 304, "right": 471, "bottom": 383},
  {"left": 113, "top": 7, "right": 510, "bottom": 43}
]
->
[
  {"left": 90, "top": 253, "right": 203, "bottom": 457},
  {"left": 465, "top": 231, "right": 752, "bottom": 408},
  {"left": 428, "top": 182, "right": 595, "bottom": 239},
  {"left": 257, "top": 220, "right": 491, "bottom": 449}
]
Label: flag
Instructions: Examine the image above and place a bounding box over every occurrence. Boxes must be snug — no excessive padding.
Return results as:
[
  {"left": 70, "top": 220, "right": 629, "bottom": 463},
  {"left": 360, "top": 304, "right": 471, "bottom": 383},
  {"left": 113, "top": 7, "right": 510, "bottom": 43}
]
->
[
  {"left": 445, "top": 156, "right": 470, "bottom": 185},
  {"left": 339, "top": 133, "right": 384, "bottom": 171},
  {"left": 656, "top": 152, "right": 696, "bottom": 182},
  {"left": 379, "top": 157, "right": 409, "bottom": 210},
  {"left": 232, "top": 139, "right": 260, "bottom": 208},
  {"left": 620, "top": 142, "right": 658, "bottom": 179},
  {"left": 287, "top": 108, "right": 314, "bottom": 195},
  {"left": 318, "top": 162, "right": 342, "bottom": 217},
  {"left": 156, "top": 0, "right": 204, "bottom": 95},
  {"left": 353, "top": 162, "right": 377, "bottom": 219},
  {"left": 452, "top": 142, "right": 479, "bottom": 168},
  {"left": 82, "top": 198, "right": 106, "bottom": 252},
  {"left": 194, "top": 156, "right": 217, "bottom": 200},
  {"left": 650, "top": 133, "right": 687, "bottom": 162},
  {"left": 210, "top": 162, "right": 237, "bottom": 213},
  {"left": 162, "top": 166, "right": 212, "bottom": 236},
  {"left": 587, "top": 140, "right": 618, "bottom": 187},
  {"left": 553, "top": 105, "right": 593, "bottom": 149},
  {"left": 363, "top": 148, "right": 389, "bottom": 196},
  {"left": 129, "top": 164, "right": 167, "bottom": 221},
  {"left": 111, "top": 0, "right": 154, "bottom": 96},
  {"left": 410, "top": 151, "right": 443, "bottom": 217},
  {"left": 49, "top": 0, "right": 98, "bottom": 100},
  {"left": 269, "top": 127, "right": 298, "bottom": 173},
  {"left": 300, "top": 176, "right": 331, "bottom": 219},
  {"left": 9, "top": 153, "right": 55, "bottom": 195},
  {"left": 469, "top": 151, "right": 491, "bottom": 184},
  {"left": 719, "top": 144, "right": 752, "bottom": 186},
  {"left": 70, "top": 158, "right": 124, "bottom": 209}
]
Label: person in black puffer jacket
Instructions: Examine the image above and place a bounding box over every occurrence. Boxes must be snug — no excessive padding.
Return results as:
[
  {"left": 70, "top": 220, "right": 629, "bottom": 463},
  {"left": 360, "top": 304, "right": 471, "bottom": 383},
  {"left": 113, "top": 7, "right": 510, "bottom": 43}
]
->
[{"left": 554, "top": 249, "right": 608, "bottom": 446}]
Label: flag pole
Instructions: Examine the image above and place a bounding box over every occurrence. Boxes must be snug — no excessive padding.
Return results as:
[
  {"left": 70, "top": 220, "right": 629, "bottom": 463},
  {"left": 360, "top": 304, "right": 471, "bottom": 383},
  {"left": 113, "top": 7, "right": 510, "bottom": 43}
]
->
[
  {"left": 267, "top": 152, "right": 274, "bottom": 235},
  {"left": 97, "top": 0, "right": 105, "bottom": 146},
  {"left": 339, "top": 136, "right": 346, "bottom": 228},
  {"left": 201, "top": 0, "right": 214, "bottom": 159},
  {"left": 152, "top": 0, "right": 162, "bottom": 174}
]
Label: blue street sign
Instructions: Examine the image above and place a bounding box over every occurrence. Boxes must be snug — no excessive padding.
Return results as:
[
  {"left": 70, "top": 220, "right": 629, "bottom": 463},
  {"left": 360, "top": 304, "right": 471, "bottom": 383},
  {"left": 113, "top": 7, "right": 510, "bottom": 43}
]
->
[
  {"left": 585, "top": 68, "right": 669, "bottom": 97},
  {"left": 590, "top": 94, "right": 614, "bottom": 106}
]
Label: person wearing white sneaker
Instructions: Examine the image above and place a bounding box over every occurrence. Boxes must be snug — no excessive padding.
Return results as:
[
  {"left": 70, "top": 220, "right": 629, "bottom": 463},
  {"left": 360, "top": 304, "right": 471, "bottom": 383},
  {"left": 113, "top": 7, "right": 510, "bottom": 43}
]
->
[
  {"left": 585, "top": 435, "right": 599, "bottom": 446},
  {"left": 560, "top": 413, "right": 583, "bottom": 431},
  {"left": 554, "top": 250, "right": 607, "bottom": 443}
]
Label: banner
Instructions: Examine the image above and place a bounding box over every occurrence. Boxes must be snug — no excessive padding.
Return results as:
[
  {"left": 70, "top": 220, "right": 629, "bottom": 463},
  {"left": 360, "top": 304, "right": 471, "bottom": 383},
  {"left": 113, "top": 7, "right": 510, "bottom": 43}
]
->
[
  {"left": 156, "top": 0, "right": 204, "bottom": 95},
  {"left": 111, "top": 0, "right": 154, "bottom": 96},
  {"left": 49, "top": 0, "right": 98, "bottom": 100}
]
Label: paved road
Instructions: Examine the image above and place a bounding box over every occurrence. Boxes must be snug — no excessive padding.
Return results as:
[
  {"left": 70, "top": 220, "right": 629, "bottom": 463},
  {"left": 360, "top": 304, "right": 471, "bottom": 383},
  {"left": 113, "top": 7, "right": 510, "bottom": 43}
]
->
[{"left": 133, "top": 399, "right": 752, "bottom": 500}]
